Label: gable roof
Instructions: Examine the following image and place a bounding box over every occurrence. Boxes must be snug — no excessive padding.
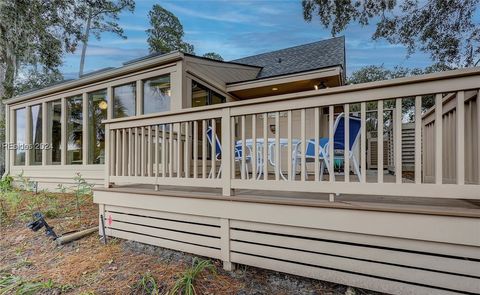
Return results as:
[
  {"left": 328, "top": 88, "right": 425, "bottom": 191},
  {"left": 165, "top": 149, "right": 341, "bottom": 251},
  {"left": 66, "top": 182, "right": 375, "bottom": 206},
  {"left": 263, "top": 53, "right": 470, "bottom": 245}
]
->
[{"left": 231, "top": 36, "right": 345, "bottom": 80}]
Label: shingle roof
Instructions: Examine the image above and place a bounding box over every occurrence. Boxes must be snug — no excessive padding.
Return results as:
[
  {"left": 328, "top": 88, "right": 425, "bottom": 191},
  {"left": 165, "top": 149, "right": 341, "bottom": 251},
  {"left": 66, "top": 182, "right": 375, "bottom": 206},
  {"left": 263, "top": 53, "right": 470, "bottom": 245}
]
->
[{"left": 231, "top": 36, "right": 345, "bottom": 79}]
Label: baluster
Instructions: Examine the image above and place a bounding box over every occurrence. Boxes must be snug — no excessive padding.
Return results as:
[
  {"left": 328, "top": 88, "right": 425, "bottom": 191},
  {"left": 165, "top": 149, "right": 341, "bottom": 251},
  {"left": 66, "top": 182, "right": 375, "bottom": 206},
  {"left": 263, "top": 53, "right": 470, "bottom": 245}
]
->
[
  {"left": 329, "top": 106, "right": 334, "bottom": 182},
  {"left": 231, "top": 117, "right": 236, "bottom": 179},
  {"left": 435, "top": 93, "right": 443, "bottom": 184},
  {"left": 457, "top": 91, "right": 465, "bottom": 185},
  {"left": 116, "top": 129, "right": 121, "bottom": 177},
  {"left": 252, "top": 115, "right": 257, "bottom": 179},
  {"left": 211, "top": 119, "right": 217, "bottom": 178},
  {"left": 193, "top": 121, "right": 198, "bottom": 178},
  {"left": 176, "top": 122, "right": 182, "bottom": 178},
  {"left": 395, "top": 99, "right": 402, "bottom": 183},
  {"left": 185, "top": 121, "right": 190, "bottom": 178},
  {"left": 263, "top": 113, "right": 268, "bottom": 180},
  {"left": 361, "top": 102, "right": 367, "bottom": 183},
  {"left": 162, "top": 124, "right": 166, "bottom": 178},
  {"left": 241, "top": 115, "right": 246, "bottom": 179},
  {"left": 128, "top": 128, "right": 132, "bottom": 176},
  {"left": 169, "top": 123, "right": 174, "bottom": 177},
  {"left": 274, "top": 112, "right": 280, "bottom": 181},
  {"left": 300, "top": 109, "right": 305, "bottom": 181},
  {"left": 141, "top": 127, "right": 145, "bottom": 177},
  {"left": 134, "top": 127, "right": 139, "bottom": 176},
  {"left": 287, "top": 110, "right": 293, "bottom": 181},
  {"left": 148, "top": 126, "right": 152, "bottom": 177},
  {"left": 415, "top": 96, "right": 422, "bottom": 184},
  {"left": 314, "top": 108, "right": 320, "bottom": 182},
  {"left": 111, "top": 129, "right": 116, "bottom": 176},
  {"left": 122, "top": 128, "right": 127, "bottom": 177},
  {"left": 155, "top": 125, "right": 159, "bottom": 178},
  {"left": 377, "top": 101, "right": 384, "bottom": 183},
  {"left": 202, "top": 120, "right": 207, "bottom": 178},
  {"left": 344, "top": 104, "right": 350, "bottom": 183}
]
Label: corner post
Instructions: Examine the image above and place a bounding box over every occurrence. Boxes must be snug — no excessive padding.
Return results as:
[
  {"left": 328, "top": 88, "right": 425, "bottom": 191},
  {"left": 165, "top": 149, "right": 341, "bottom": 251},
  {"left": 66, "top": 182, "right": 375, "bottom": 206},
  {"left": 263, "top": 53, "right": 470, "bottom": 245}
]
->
[
  {"left": 104, "top": 124, "right": 110, "bottom": 188},
  {"left": 221, "top": 107, "right": 233, "bottom": 196}
]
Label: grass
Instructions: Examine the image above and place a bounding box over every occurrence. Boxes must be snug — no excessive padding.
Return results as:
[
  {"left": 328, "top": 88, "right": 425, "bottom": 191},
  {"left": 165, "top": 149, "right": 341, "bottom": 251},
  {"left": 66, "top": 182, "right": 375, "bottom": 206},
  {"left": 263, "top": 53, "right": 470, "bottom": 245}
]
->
[
  {"left": 170, "top": 258, "right": 216, "bottom": 295},
  {"left": 134, "top": 272, "right": 163, "bottom": 295},
  {"left": 0, "top": 173, "right": 93, "bottom": 227},
  {"left": 0, "top": 273, "right": 62, "bottom": 295}
]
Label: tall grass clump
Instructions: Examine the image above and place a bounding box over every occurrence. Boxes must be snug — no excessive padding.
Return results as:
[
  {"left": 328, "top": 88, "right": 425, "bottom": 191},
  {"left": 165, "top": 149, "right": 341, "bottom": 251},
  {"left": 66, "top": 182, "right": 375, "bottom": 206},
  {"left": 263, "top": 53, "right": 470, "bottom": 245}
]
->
[{"left": 170, "top": 258, "right": 216, "bottom": 295}]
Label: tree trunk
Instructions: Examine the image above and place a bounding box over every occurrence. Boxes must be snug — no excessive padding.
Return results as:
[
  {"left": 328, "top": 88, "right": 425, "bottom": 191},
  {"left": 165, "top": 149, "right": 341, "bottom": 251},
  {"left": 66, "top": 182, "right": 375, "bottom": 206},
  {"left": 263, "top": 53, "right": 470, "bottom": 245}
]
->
[
  {"left": 0, "top": 65, "right": 5, "bottom": 100},
  {"left": 79, "top": 9, "right": 93, "bottom": 77}
]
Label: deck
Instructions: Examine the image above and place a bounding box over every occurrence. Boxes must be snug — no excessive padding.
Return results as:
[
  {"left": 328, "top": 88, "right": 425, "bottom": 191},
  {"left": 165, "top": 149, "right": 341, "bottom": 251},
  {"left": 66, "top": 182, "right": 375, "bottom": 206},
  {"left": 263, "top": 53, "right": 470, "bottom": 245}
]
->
[
  {"left": 94, "top": 183, "right": 480, "bottom": 295},
  {"left": 97, "top": 183, "right": 480, "bottom": 218},
  {"left": 95, "top": 69, "right": 480, "bottom": 295}
]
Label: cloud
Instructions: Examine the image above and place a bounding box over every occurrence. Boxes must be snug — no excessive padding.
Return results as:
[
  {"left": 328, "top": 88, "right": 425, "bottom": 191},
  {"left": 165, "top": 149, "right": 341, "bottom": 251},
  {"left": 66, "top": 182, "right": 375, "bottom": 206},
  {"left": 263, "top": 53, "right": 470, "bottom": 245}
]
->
[
  {"left": 102, "top": 37, "right": 148, "bottom": 46},
  {"left": 162, "top": 2, "right": 266, "bottom": 25},
  {"left": 119, "top": 23, "right": 149, "bottom": 32}
]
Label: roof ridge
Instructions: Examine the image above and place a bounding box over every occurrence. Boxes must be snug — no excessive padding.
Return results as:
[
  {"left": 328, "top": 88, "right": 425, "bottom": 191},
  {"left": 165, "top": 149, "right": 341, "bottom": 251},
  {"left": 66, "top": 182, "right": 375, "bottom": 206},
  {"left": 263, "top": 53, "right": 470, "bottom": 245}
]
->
[{"left": 231, "top": 36, "right": 344, "bottom": 62}]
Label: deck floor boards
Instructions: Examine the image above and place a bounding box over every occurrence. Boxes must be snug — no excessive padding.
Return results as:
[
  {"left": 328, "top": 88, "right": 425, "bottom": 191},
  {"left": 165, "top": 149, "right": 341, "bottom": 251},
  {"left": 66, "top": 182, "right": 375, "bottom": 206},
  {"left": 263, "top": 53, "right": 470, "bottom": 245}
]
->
[{"left": 96, "top": 180, "right": 480, "bottom": 218}]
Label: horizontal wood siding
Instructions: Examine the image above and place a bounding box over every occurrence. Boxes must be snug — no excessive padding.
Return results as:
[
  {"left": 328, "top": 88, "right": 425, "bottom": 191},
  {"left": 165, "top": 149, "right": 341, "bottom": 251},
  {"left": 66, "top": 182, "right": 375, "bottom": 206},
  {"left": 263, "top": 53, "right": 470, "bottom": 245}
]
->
[
  {"left": 96, "top": 190, "right": 480, "bottom": 295},
  {"left": 103, "top": 205, "right": 222, "bottom": 259}
]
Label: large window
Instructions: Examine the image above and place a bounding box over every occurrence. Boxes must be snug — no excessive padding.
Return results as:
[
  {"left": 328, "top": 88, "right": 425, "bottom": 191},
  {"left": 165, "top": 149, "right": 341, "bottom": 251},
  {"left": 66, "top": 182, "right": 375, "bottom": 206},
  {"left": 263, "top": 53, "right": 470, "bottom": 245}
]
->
[
  {"left": 14, "top": 108, "right": 26, "bottom": 165},
  {"left": 191, "top": 81, "right": 225, "bottom": 107},
  {"left": 30, "top": 104, "right": 42, "bottom": 165},
  {"left": 88, "top": 89, "right": 107, "bottom": 164},
  {"left": 191, "top": 81, "right": 225, "bottom": 160},
  {"left": 66, "top": 95, "right": 83, "bottom": 165},
  {"left": 113, "top": 83, "right": 136, "bottom": 118},
  {"left": 143, "top": 75, "right": 171, "bottom": 114},
  {"left": 47, "top": 100, "right": 62, "bottom": 165}
]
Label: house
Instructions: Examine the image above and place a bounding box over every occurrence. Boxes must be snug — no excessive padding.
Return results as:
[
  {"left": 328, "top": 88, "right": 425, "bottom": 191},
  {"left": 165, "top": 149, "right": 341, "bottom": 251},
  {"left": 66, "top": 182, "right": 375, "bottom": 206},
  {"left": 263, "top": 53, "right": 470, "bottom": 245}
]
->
[{"left": 3, "top": 36, "right": 480, "bottom": 295}]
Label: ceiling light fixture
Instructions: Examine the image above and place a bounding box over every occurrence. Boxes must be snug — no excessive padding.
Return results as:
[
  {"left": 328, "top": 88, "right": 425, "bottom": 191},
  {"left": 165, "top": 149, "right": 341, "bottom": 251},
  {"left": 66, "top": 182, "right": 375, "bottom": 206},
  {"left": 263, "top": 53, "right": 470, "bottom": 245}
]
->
[{"left": 98, "top": 100, "right": 108, "bottom": 110}]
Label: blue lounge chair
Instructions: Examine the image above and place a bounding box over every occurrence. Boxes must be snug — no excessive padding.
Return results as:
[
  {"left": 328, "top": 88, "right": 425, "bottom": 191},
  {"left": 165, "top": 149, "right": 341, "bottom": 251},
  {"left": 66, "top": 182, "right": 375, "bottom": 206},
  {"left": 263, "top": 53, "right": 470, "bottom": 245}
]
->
[
  {"left": 206, "top": 126, "right": 252, "bottom": 179},
  {"left": 293, "top": 113, "right": 362, "bottom": 180}
]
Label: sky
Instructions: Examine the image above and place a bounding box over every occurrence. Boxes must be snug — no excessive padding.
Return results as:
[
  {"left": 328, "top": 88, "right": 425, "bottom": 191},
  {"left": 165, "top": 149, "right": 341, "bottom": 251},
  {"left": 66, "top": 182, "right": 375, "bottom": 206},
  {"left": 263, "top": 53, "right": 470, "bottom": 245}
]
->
[{"left": 61, "top": 0, "right": 437, "bottom": 79}]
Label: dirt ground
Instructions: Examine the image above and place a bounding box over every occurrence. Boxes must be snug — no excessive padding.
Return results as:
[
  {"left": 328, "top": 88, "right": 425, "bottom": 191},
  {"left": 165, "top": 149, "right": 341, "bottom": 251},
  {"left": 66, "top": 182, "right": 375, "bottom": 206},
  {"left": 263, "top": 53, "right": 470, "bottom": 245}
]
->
[{"left": 0, "top": 191, "right": 378, "bottom": 295}]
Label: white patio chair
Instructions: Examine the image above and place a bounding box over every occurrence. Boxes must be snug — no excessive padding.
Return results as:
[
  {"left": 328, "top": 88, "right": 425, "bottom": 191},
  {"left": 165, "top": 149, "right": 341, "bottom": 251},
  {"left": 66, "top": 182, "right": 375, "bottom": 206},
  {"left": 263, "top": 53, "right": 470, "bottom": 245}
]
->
[{"left": 292, "top": 113, "right": 362, "bottom": 181}]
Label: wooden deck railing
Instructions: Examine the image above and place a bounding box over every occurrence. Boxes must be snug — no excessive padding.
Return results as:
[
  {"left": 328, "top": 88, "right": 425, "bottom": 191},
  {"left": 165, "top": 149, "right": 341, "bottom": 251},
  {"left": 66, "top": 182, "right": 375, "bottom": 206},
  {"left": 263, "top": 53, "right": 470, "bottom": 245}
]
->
[{"left": 104, "top": 68, "right": 480, "bottom": 200}]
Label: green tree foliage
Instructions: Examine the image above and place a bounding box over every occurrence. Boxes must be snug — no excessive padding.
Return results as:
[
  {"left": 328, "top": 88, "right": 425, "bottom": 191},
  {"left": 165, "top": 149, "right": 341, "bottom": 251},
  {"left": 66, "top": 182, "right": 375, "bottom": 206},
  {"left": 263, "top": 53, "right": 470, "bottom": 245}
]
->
[
  {"left": 0, "top": 0, "right": 82, "bottom": 100},
  {"left": 202, "top": 52, "right": 224, "bottom": 61},
  {"left": 302, "top": 0, "right": 480, "bottom": 66},
  {"left": 146, "top": 4, "right": 195, "bottom": 54},
  {"left": 348, "top": 64, "right": 453, "bottom": 122},
  {"left": 347, "top": 64, "right": 453, "bottom": 85},
  {"left": 76, "top": 0, "right": 135, "bottom": 77},
  {"left": 14, "top": 68, "right": 64, "bottom": 95}
]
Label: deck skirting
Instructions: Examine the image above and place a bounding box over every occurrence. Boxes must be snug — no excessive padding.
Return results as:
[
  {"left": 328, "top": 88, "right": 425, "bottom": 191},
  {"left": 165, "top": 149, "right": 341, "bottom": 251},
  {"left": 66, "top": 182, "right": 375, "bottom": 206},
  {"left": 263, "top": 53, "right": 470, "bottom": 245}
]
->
[{"left": 94, "top": 190, "right": 480, "bottom": 295}]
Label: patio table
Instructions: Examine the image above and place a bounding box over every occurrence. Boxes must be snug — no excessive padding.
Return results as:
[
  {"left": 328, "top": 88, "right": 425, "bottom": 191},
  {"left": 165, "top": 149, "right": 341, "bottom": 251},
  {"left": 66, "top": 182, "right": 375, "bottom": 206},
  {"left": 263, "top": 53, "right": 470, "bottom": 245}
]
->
[{"left": 236, "top": 138, "right": 301, "bottom": 180}]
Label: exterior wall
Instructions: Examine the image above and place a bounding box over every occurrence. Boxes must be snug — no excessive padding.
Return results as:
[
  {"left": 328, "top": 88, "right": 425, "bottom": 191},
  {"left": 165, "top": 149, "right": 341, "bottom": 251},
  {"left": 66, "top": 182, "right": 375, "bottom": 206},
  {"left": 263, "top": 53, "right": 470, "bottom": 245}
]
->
[
  {"left": 4, "top": 60, "right": 184, "bottom": 189},
  {"left": 95, "top": 190, "right": 480, "bottom": 295}
]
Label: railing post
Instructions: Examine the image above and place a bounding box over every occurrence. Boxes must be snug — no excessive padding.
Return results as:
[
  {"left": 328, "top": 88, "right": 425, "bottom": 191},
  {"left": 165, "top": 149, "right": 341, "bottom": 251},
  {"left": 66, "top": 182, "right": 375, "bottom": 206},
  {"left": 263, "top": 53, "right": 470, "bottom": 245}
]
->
[
  {"left": 221, "top": 108, "right": 233, "bottom": 196},
  {"left": 104, "top": 124, "right": 110, "bottom": 188}
]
